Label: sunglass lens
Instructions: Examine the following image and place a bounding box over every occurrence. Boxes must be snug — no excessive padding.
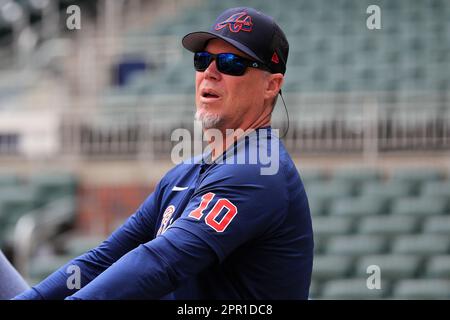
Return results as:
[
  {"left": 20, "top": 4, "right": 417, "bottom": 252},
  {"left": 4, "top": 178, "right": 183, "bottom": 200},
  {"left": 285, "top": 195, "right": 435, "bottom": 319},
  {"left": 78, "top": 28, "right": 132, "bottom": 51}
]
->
[
  {"left": 194, "top": 52, "right": 212, "bottom": 71},
  {"left": 217, "top": 53, "right": 246, "bottom": 76}
]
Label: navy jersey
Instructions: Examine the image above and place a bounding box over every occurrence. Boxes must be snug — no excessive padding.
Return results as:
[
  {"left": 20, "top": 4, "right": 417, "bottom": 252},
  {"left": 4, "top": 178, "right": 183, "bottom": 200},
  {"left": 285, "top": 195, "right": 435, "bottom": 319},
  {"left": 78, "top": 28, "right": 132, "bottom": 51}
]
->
[{"left": 15, "top": 127, "right": 313, "bottom": 300}]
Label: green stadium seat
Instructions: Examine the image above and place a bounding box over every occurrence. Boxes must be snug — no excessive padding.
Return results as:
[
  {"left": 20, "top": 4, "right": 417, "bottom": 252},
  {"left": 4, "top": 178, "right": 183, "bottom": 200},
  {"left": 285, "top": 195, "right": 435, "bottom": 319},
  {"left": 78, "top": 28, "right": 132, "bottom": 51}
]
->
[
  {"left": 321, "top": 278, "right": 388, "bottom": 299},
  {"left": 28, "top": 254, "right": 75, "bottom": 281},
  {"left": 423, "top": 216, "right": 450, "bottom": 234},
  {"left": 389, "top": 168, "right": 444, "bottom": 193},
  {"left": 328, "top": 196, "right": 386, "bottom": 216},
  {"left": 28, "top": 173, "right": 77, "bottom": 206},
  {"left": 294, "top": 103, "right": 338, "bottom": 126},
  {"left": 0, "top": 186, "right": 39, "bottom": 226},
  {"left": 307, "top": 199, "right": 324, "bottom": 218},
  {"left": 355, "top": 255, "right": 421, "bottom": 279},
  {"left": 148, "top": 93, "right": 193, "bottom": 109},
  {"left": 309, "top": 281, "right": 320, "bottom": 300},
  {"left": 108, "top": 0, "right": 450, "bottom": 96},
  {"left": 326, "top": 235, "right": 387, "bottom": 256},
  {"left": 424, "top": 255, "right": 450, "bottom": 278},
  {"left": 305, "top": 195, "right": 328, "bottom": 216},
  {"left": 312, "top": 216, "right": 354, "bottom": 236},
  {"left": 358, "top": 216, "right": 419, "bottom": 235},
  {"left": 44, "top": 196, "right": 77, "bottom": 226},
  {"left": 299, "top": 169, "right": 326, "bottom": 184},
  {"left": 331, "top": 167, "right": 382, "bottom": 188},
  {"left": 1, "top": 193, "right": 76, "bottom": 249},
  {"left": 62, "top": 235, "right": 105, "bottom": 257},
  {"left": 312, "top": 255, "right": 353, "bottom": 281},
  {"left": 101, "top": 89, "right": 139, "bottom": 109},
  {"left": 360, "top": 180, "right": 414, "bottom": 201},
  {"left": 392, "top": 235, "right": 450, "bottom": 255},
  {"left": 421, "top": 181, "right": 450, "bottom": 199},
  {"left": 393, "top": 280, "right": 450, "bottom": 299},
  {"left": 0, "top": 225, "right": 10, "bottom": 247},
  {"left": 0, "top": 173, "right": 19, "bottom": 187},
  {"left": 313, "top": 235, "right": 326, "bottom": 255},
  {"left": 305, "top": 182, "right": 352, "bottom": 214},
  {"left": 390, "top": 197, "right": 448, "bottom": 216}
]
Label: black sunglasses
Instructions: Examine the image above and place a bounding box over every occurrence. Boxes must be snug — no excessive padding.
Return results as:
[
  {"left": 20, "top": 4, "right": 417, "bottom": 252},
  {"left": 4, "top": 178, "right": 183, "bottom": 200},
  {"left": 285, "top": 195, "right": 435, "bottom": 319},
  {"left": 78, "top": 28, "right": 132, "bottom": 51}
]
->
[{"left": 194, "top": 51, "right": 269, "bottom": 76}]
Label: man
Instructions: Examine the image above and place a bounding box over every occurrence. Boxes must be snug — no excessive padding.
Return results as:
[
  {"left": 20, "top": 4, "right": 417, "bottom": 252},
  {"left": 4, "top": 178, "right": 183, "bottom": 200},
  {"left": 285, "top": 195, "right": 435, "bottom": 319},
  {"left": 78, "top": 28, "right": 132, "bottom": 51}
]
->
[{"left": 12, "top": 6, "right": 313, "bottom": 300}]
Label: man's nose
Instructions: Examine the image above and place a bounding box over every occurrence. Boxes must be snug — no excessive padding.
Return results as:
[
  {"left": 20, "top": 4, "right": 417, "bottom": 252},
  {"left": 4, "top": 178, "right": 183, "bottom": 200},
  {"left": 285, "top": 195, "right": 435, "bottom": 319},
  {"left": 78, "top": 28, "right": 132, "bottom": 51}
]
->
[{"left": 203, "top": 59, "right": 221, "bottom": 81}]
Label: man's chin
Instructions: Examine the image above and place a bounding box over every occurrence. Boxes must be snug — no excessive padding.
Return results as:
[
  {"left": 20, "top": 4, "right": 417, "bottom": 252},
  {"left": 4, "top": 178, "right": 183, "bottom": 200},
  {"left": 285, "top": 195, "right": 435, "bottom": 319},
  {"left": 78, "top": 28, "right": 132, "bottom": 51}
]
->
[{"left": 195, "top": 111, "right": 222, "bottom": 130}]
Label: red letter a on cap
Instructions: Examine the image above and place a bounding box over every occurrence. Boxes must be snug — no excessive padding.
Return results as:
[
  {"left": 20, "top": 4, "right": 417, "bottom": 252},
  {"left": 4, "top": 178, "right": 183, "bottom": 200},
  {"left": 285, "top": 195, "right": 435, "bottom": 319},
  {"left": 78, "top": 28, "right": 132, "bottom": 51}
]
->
[{"left": 271, "top": 52, "right": 279, "bottom": 64}]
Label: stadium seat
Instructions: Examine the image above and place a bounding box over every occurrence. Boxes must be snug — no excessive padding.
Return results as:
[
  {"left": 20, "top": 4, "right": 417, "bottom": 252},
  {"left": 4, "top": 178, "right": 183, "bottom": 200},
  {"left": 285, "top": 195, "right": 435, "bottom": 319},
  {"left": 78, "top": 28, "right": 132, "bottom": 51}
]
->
[
  {"left": 312, "top": 255, "right": 353, "bottom": 281},
  {"left": 306, "top": 196, "right": 327, "bottom": 216},
  {"left": 355, "top": 255, "right": 421, "bottom": 279},
  {"left": 393, "top": 280, "right": 450, "bottom": 299},
  {"left": 299, "top": 169, "right": 327, "bottom": 184},
  {"left": 331, "top": 167, "right": 382, "bottom": 188},
  {"left": 304, "top": 181, "right": 354, "bottom": 205},
  {"left": 390, "top": 196, "right": 448, "bottom": 216},
  {"left": 61, "top": 235, "right": 105, "bottom": 257},
  {"left": 313, "top": 235, "right": 326, "bottom": 255},
  {"left": 0, "top": 173, "right": 19, "bottom": 187},
  {"left": 321, "top": 278, "right": 388, "bottom": 299},
  {"left": 360, "top": 180, "right": 414, "bottom": 201},
  {"left": 391, "top": 235, "right": 450, "bottom": 255},
  {"left": 389, "top": 168, "right": 444, "bottom": 193},
  {"left": 0, "top": 186, "right": 39, "bottom": 225},
  {"left": 421, "top": 180, "right": 450, "bottom": 199},
  {"left": 312, "top": 216, "right": 354, "bottom": 236},
  {"left": 0, "top": 185, "right": 39, "bottom": 246},
  {"left": 148, "top": 93, "right": 193, "bottom": 110},
  {"left": 309, "top": 280, "right": 320, "bottom": 300},
  {"left": 328, "top": 196, "right": 386, "bottom": 216},
  {"left": 358, "top": 215, "right": 419, "bottom": 235},
  {"left": 101, "top": 89, "right": 139, "bottom": 109},
  {"left": 28, "top": 254, "right": 75, "bottom": 281},
  {"left": 423, "top": 216, "right": 450, "bottom": 234},
  {"left": 326, "top": 235, "right": 387, "bottom": 256},
  {"left": 424, "top": 255, "right": 450, "bottom": 278},
  {"left": 28, "top": 173, "right": 78, "bottom": 206}
]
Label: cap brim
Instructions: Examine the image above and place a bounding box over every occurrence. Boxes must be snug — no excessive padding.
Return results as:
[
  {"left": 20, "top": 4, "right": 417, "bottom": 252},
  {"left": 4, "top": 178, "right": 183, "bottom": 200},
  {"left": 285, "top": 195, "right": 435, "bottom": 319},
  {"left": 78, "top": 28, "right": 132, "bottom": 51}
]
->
[{"left": 182, "top": 31, "right": 264, "bottom": 63}]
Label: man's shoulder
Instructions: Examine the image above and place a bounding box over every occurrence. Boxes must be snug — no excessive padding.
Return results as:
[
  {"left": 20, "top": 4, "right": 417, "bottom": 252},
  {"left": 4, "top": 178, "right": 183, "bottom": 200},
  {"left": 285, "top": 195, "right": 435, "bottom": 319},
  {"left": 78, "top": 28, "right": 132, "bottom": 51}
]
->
[
  {"left": 204, "top": 154, "right": 291, "bottom": 189},
  {"left": 165, "top": 153, "right": 204, "bottom": 173},
  {"left": 221, "top": 127, "right": 296, "bottom": 178},
  {"left": 155, "top": 156, "right": 201, "bottom": 188}
]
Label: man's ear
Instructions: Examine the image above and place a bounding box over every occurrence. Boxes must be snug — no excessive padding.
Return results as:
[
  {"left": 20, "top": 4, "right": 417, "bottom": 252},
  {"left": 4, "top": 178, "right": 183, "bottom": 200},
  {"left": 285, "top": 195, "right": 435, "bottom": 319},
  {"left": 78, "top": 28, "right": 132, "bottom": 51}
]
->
[{"left": 264, "top": 73, "right": 284, "bottom": 100}]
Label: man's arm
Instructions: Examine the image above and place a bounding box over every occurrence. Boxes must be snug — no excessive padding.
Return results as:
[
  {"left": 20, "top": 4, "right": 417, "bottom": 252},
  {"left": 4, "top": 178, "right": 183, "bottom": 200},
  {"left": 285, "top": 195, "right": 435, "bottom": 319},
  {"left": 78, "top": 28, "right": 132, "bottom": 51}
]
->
[
  {"left": 14, "top": 185, "right": 163, "bottom": 300},
  {"left": 65, "top": 226, "right": 216, "bottom": 300}
]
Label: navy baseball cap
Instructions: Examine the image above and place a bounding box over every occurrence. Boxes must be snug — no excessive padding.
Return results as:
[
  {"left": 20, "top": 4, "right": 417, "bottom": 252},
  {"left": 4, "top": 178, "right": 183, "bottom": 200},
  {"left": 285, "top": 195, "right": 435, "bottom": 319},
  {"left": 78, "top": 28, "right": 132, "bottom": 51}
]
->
[{"left": 182, "top": 7, "right": 289, "bottom": 75}]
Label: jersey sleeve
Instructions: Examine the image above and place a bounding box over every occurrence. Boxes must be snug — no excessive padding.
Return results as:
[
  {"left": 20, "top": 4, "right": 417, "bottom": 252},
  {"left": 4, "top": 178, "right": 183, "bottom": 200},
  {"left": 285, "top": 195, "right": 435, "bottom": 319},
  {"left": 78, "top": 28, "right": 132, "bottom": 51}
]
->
[
  {"left": 65, "top": 226, "right": 217, "bottom": 300},
  {"left": 170, "top": 163, "right": 289, "bottom": 262},
  {"left": 13, "top": 179, "right": 165, "bottom": 300}
]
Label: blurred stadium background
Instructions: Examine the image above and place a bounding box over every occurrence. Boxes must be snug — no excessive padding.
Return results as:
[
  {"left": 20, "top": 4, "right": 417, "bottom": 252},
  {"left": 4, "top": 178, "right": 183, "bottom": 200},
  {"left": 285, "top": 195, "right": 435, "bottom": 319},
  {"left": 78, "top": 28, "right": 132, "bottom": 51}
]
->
[{"left": 0, "top": 0, "right": 449, "bottom": 299}]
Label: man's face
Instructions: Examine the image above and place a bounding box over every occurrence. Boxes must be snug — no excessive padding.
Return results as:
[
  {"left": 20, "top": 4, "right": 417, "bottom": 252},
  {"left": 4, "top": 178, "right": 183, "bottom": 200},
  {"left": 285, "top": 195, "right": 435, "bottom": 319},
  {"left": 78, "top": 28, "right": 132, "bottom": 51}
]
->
[{"left": 195, "top": 39, "right": 268, "bottom": 132}]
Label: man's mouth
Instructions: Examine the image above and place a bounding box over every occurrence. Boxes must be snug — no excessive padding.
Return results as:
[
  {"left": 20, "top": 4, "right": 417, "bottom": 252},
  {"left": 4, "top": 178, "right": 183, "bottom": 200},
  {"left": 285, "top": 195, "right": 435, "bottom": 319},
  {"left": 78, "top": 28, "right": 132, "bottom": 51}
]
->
[
  {"left": 200, "top": 89, "right": 221, "bottom": 100},
  {"left": 202, "top": 93, "right": 219, "bottom": 98}
]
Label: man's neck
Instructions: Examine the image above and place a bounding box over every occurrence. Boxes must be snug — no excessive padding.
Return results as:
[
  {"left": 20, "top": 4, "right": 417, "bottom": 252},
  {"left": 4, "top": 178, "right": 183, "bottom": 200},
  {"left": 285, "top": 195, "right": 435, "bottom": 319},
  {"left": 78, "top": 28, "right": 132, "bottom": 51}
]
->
[
  {"left": 205, "top": 108, "right": 273, "bottom": 162},
  {"left": 206, "top": 124, "right": 271, "bottom": 162}
]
